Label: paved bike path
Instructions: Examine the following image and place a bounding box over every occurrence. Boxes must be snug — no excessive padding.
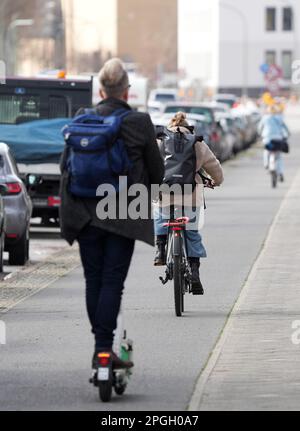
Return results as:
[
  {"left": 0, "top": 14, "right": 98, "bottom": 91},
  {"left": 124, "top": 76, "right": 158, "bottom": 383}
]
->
[
  {"left": 190, "top": 162, "right": 300, "bottom": 411},
  {"left": 0, "top": 111, "right": 299, "bottom": 410}
]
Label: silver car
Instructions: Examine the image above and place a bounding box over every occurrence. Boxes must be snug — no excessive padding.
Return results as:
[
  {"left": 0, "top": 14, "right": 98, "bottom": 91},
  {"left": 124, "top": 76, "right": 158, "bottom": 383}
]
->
[
  {"left": 0, "top": 143, "right": 32, "bottom": 265},
  {"left": 0, "top": 185, "right": 6, "bottom": 272}
]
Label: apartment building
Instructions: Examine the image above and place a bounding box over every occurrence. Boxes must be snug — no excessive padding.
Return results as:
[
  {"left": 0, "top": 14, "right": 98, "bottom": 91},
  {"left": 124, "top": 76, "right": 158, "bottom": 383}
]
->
[{"left": 179, "top": 0, "right": 299, "bottom": 96}]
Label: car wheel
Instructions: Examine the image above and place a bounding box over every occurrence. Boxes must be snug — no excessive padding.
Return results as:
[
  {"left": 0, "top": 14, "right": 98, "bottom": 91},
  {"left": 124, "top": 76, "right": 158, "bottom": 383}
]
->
[
  {"left": 9, "top": 228, "right": 29, "bottom": 266},
  {"left": 0, "top": 230, "right": 4, "bottom": 273}
]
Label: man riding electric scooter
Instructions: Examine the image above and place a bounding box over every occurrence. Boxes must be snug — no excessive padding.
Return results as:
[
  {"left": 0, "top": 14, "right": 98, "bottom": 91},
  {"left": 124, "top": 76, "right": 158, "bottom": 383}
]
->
[{"left": 59, "top": 58, "right": 164, "bottom": 399}]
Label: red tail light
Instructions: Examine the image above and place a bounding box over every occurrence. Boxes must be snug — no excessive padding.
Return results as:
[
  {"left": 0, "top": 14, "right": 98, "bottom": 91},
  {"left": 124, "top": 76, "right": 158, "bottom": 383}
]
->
[
  {"left": 6, "top": 233, "right": 18, "bottom": 239},
  {"left": 48, "top": 196, "right": 61, "bottom": 207},
  {"left": 210, "top": 131, "right": 220, "bottom": 143},
  {"left": 97, "top": 353, "right": 111, "bottom": 367},
  {"left": 6, "top": 183, "right": 22, "bottom": 195}
]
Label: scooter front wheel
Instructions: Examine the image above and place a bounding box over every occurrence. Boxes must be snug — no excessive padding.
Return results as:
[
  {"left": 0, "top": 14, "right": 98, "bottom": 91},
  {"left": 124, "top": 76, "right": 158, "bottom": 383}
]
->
[{"left": 115, "top": 384, "right": 126, "bottom": 396}]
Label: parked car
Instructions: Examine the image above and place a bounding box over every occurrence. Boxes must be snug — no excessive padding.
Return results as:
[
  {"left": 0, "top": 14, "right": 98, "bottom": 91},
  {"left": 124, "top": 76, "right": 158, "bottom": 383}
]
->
[
  {"left": 147, "top": 88, "right": 179, "bottom": 116},
  {"left": 232, "top": 112, "right": 255, "bottom": 147},
  {"left": 151, "top": 113, "right": 211, "bottom": 143},
  {"left": 0, "top": 143, "right": 32, "bottom": 266},
  {"left": 162, "top": 102, "right": 217, "bottom": 123},
  {"left": 214, "top": 112, "right": 244, "bottom": 154},
  {"left": 152, "top": 108, "right": 227, "bottom": 162},
  {"left": 232, "top": 106, "right": 259, "bottom": 146},
  {"left": 213, "top": 93, "right": 239, "bottom": 108},
  {"left": 232, "top": 117, "right": 247, "bottom": 152},
  {"left": 0, "top": 183, "right": 7, "bottom": 272},
  {"left": 209, "top": 101, "right": 231, "bottom": 114},
  {"left": 163, "top": 102, "right": 236, "bottom": 162}
]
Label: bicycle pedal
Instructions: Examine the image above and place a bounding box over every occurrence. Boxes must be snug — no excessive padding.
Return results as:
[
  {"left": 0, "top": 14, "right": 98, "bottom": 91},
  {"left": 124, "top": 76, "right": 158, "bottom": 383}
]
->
[{"left": 159, "top": 276, "right": 169, "bottom": 285}]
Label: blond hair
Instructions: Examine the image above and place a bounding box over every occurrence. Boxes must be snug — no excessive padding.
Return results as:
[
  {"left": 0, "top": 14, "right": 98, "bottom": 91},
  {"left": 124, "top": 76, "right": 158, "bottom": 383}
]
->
[
  {"left": 168, "top": 111, "right": 190, "bottom": 128},
  {"left": 98, "top": 58, "right": 129, "bottom": 98}
]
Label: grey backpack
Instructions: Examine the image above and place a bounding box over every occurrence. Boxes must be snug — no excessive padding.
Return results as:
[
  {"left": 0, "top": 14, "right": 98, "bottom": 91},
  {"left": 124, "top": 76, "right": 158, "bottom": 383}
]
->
[{"left": 158, "top": 127, "right": 199, "bottom": 190}]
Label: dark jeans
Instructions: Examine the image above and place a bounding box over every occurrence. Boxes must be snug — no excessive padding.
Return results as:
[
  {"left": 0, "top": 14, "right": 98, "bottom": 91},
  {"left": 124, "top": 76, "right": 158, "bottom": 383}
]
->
[{"left": 78, "top": 225, "right": 135, "bottom": 352}]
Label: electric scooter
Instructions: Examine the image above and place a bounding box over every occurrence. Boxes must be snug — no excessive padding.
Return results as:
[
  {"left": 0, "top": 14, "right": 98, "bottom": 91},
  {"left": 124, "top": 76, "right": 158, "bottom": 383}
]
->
[{"left": 89, "top": 311, "right": 133, "bottom": 402}]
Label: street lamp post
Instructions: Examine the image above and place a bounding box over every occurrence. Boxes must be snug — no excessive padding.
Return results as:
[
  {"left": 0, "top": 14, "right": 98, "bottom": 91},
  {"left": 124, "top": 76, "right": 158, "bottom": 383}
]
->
[
  {"left": 220, "top": 2, "right": 249, "bottom": 97},
  {"left": 5, "top": 19, "right": 34, "bottom": 75}
]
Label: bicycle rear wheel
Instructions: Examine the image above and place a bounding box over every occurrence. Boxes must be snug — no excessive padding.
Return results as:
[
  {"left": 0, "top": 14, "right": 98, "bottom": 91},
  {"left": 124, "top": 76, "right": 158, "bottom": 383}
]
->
[{"left": 173, "top": 255, "right": 184, "bottom": 317}]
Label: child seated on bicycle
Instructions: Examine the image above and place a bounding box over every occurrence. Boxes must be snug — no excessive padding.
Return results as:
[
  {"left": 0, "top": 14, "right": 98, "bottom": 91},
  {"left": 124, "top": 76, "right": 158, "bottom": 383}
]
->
[{"left": 153, "top": 112, "right": 224, "bottom": 295}]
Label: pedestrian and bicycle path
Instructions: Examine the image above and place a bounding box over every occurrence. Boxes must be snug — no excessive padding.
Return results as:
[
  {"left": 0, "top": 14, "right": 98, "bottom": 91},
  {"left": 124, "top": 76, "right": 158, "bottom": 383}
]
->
[{"left": 190, "top": 166, "right": 300, "bottom": 411}]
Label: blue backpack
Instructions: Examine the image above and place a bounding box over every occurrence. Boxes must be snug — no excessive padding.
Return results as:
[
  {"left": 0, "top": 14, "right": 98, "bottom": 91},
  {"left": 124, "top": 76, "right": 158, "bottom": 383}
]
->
[{"left": 62, "top": 108, "right": 131, "bottom": 197}]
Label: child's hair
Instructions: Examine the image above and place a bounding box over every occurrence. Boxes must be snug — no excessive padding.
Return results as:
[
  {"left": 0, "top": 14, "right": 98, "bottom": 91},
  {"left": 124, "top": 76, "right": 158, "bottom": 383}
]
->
[{"left": 168, "top": 111, "right": 190, "bottom": 128}]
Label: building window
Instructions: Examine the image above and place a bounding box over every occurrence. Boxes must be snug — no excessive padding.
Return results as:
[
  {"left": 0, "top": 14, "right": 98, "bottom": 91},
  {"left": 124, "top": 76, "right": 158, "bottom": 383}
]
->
[
  {"left": 266, "top": 7, "right": 276, "bottom": 31},
  {"left": 283, "top": 7, "right": 293, "bottom": 31},
  {"left": 266, "top": 51, "right": 276, "bottom": 66},
  {"left": 282, "top": 51, "right": 293, "bottom": 79}
]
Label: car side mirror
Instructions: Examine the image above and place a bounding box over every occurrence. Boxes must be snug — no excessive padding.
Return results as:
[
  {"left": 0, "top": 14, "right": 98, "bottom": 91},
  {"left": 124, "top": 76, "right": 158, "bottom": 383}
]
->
[{"left": 0, "top": 183, "right": 8, "bottom": 195}]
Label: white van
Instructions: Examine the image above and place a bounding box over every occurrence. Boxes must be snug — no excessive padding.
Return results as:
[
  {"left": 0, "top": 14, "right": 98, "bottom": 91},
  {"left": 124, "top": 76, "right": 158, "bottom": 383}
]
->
[{"left": 147, "top": 88, "right": 179, "bottom": 115}]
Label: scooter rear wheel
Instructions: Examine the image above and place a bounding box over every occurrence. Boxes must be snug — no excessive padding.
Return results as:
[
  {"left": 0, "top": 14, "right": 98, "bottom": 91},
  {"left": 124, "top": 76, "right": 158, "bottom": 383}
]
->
[{"left": 98, "top": 364, "right": 113, "bottom": 402}]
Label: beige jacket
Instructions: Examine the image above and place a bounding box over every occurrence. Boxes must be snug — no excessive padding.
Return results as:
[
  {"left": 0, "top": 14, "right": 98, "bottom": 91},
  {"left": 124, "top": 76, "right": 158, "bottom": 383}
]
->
[{"left": 157, "top": 126, "right": 224, "bottom": 207}]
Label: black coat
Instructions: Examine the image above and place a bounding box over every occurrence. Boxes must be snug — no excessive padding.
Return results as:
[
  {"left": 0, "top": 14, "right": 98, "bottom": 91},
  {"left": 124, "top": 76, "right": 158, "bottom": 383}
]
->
[{"left": 59, "top": 98, "right": 164, "bottom": 246}]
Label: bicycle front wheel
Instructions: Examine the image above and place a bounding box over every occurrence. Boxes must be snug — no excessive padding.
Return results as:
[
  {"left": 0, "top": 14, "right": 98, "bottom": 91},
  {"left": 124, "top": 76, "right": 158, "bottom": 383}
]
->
[
  {"left": 173, "top": 255, "right": 184, "bottom": 317},
  {"left": 271, "top": 171, "right": 278, "bottom": 188}
]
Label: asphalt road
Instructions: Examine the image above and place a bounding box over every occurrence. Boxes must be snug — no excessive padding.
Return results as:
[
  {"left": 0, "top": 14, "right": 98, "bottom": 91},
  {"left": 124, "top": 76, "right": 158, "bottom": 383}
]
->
[{"left": 0, "top": 114, "right": 299, "bottom": 411}]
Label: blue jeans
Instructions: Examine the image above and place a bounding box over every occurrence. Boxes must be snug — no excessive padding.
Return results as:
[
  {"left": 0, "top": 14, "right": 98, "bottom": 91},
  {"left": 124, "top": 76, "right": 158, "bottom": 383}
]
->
[
  {"left": 153, "top": 206, "right": 207, "bottom": 258},
  {"left": 77, "top": 225, "right": 135, "bottom": 351}
]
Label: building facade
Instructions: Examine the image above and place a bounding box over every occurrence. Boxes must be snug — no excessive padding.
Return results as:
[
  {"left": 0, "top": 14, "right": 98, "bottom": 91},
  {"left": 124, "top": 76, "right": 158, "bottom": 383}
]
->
[
  {"left": 1, "top": 0, "right": 177, "bottom": 82},
  {"left": 63, "top": 0, "right": 178, "bottom": 82},
  {"left": 117, "top": 0, "right": 178, "bottom": 82},
  {"left": 179, "top": 0, "right": 300, "bottom": 96},
  {"left": 1, "top": 0, "right": 65, "bottom": 76}
]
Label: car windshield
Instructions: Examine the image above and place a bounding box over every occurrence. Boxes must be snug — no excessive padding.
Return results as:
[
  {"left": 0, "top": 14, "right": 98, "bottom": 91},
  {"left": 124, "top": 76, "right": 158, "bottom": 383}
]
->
[
  {"left": 215, "top": 99, "right": 235, "bottom": 108},
  {"left": 155, "top": 94, "right": 177, "bottom": 102},
  {"left": 164, "top": 106, "right": 214, "bottom": 123},
  {"left": 226, "top": 118, "right": 234, "bottom": 127}
]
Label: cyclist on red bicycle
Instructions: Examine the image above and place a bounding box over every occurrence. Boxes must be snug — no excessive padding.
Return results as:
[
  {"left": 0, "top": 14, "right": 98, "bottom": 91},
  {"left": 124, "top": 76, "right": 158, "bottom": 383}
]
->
[{"left": 154, "top": 112, "right": 224, "bottom": 295}]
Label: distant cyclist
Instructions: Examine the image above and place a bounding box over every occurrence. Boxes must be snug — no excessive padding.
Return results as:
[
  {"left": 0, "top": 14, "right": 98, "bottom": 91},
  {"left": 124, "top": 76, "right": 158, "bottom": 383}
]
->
[
  {"left": 153, "top": 112, "right": 224, "bottom": 295},
  {"left": 258, "top": 104, "right": 290, "bottom": 182}
]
